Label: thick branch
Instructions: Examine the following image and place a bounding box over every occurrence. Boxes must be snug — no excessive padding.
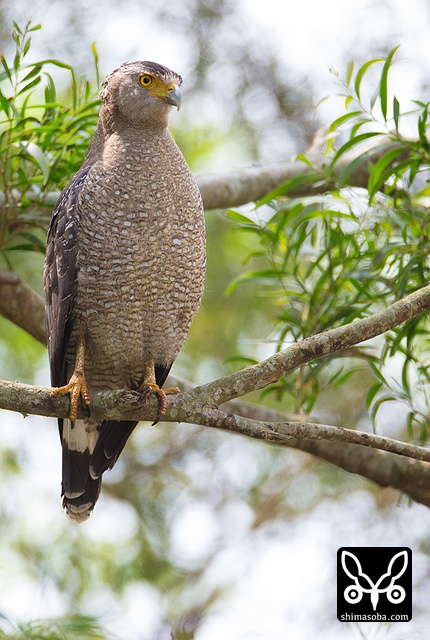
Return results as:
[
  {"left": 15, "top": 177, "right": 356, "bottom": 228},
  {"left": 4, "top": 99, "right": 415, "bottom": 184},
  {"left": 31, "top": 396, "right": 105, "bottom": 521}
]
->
[
  {"left": 197, "top": 133, "right": 402, "bottom": 209},
  {"left": 2, "top": 377, "right": 430, "bottom": 509},
  {"left": 182, "top": 284, "right": 430, "bottom": 406},
  {"left": 1, "top": 378, "right": 429, "bottom": 462},
  {"left": 0, "top": 269, "right": 46, "bottom": 344},
  {"left": 222, "top": 399, "right": 430, "bottom": 508},
  {"left": 2, "top": 283, "right": 430, "bottom": 421}
]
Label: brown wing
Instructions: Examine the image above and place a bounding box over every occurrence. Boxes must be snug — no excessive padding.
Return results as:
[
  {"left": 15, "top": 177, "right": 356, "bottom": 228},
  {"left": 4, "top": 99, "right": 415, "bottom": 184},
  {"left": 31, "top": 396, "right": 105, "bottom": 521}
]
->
[{"left": 44, "top": 165, "right": 91, "bottom": 389}]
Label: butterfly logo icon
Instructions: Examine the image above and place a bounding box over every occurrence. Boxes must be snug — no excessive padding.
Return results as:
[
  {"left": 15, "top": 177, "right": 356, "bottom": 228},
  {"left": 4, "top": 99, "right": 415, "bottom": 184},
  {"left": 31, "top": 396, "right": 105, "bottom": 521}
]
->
[{"left": 341, "top": 550, "right": 408, "bottom": 611}]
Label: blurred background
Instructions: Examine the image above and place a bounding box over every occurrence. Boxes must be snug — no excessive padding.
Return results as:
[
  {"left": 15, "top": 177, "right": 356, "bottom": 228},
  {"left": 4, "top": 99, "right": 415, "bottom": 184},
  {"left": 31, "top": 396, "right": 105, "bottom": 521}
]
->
[{"left": 1, "top": 0, "right": 430, "bottom": 638}]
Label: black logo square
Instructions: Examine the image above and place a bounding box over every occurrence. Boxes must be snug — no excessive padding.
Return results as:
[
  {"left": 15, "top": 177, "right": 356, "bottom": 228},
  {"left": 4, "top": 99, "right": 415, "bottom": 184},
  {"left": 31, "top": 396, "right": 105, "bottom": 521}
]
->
[{"left": 337, "top": 547, "right": 412, "bottom": 622}]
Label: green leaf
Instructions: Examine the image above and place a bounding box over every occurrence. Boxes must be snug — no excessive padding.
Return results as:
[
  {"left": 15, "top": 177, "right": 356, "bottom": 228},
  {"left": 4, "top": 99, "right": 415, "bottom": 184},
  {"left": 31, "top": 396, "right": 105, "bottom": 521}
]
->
[
  {"left": 354, "top": 56, "right": 385, "bottom": 100},
  {"left": 257, "top": 171, "right": 321, "bottom": 206},
  {"left": 328, "top": 110, "right": 364, "bottom": 134},
  {"left": 28, "top": 23, "right": 42, "bottom": 33},
  {"left": 20, "top": 140, "right": 50, "bottom": 183},
  {"left": 0, "top": 90, "right": 11, "bottom": 116},
  {"left": 367, "top": 145, "right": 406, "bottom": 198},
  {"left": 330, "top": 131, "right": 383, "bottom": 168},
  {"left": 43, "top": 72, "right": 57, "bottom": 104},
  {"left": 379, "top": 46, "right": 400, "bottom": 121},
  {"left": 393, "top": 96, "right": 400, "bottom": 130},
  {"left": 19, "top": 64, "right": 42, "bottom": 84},
  {"left": 346, "top": 60, "right": 354, "bottom": 85},
  {"left": 366, "top": 381, "right": 384, "bottom": 408},
  {"left": 16, "top": 75, "right": 41, "bottom": 96},
  {"left": 336, "top": 150, "right": 371, "bottom": 188},
  {"left": 371, "top": 395, "right": 399, "bottom": 431},
  {"left": 13, "top": 50, "right": 20, "bottom": 73},
  {"left": 226, "top": 209, "right": 258, "bottom": 225},
  {"left": 296, "top": 152, "right": 313, "bottom": 168},
  {"left": 225, "top": 269, "right": 281, "bottom": 296},
  {"left": 0, "top": 55, "right": 12, "bottom": 81}
]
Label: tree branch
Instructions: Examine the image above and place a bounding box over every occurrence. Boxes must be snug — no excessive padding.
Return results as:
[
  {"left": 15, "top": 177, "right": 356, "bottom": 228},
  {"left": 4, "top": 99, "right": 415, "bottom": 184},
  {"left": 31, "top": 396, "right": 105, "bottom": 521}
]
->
[
  {"left": 2, "top": 273, "right": 430, "bottom": 506},
  {"left": 221, "top": 399, "right": 430, "bottom": 508},
  {"left": 2, "top": 283, "right": 430, "bottom": 419},
  {"left": 0, "top": 269, "right": 46, "bottom": 344},
  {"left": 2, "top": 377, "right": 430, "bottom": 508},
  {"left": 177, "top": 284, "right": 430, "bottom": 406},
  {"left": 197, "top": 133, "right": 403, "bottom": 209}
]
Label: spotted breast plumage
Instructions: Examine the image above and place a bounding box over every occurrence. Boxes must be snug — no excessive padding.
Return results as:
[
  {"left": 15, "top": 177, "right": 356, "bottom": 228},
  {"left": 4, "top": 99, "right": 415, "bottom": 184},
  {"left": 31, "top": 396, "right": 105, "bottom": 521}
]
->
[{"left": 44, "top": 61, "right": 206, "bottom": 521}]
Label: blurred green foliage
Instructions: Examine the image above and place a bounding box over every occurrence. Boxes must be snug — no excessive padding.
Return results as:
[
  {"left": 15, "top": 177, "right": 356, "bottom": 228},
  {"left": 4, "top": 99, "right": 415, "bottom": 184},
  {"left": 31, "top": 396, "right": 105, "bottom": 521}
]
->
[
  {"left": 0, "top": 614, "right": 109, "bottom": 640},
  {"left": 228, "top": 47, "right": 430, "bottom": 431}
]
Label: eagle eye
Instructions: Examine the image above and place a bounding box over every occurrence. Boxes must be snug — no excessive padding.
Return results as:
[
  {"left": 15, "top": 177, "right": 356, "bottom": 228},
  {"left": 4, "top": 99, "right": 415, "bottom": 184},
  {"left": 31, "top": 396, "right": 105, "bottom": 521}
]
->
[{"left": 139, "top": 74, "right": 154, "bottom": 88}]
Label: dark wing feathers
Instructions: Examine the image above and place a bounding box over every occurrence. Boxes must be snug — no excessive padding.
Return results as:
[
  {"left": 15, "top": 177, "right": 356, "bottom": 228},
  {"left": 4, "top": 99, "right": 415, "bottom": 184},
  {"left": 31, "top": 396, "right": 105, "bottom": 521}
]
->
[
  {"left": 90, "top": 364, "right": 172, "bottom": 479},
  {"left": 44, "top": 165, "right": 92, "bottom": 389},
  {"left": 90, "top": 421, "right": 138, "bottom": 478}
]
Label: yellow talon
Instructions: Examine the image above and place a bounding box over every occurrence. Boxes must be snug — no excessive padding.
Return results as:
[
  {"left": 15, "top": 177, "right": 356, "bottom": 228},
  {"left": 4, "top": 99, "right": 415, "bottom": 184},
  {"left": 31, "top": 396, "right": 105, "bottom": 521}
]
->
[
  {"left": 138, "top": 358, "right": 179, "bottom": 424},
  {"left": 51, "top": 335, "right": 90, "bottom": 420}
]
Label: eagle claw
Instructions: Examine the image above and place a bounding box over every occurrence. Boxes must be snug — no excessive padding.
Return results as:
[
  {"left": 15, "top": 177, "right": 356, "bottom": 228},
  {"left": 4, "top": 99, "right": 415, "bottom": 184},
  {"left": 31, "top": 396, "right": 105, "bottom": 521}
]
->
[{"left": 137, "top": 382, "right": 179, "bottom": 425}]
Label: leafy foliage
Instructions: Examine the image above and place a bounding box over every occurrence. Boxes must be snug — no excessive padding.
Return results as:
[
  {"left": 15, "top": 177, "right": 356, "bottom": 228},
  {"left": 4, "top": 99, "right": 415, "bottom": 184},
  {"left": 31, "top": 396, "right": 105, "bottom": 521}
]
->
[
  {"left": 0, "top": 613, "right": 109, "bottom": 640},
  {"left": 228, "top": 48, "right": 430, "bottom": 430},
  {"left": 0, "top": 21, "right": 100, "bottom": 263}
]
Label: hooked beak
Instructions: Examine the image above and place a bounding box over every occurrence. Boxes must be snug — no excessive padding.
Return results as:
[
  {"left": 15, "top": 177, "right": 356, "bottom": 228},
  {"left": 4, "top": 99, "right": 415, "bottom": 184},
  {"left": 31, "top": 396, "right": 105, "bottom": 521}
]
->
[{"left": 165, "top": 84, "right": 183, "bottom": 110}]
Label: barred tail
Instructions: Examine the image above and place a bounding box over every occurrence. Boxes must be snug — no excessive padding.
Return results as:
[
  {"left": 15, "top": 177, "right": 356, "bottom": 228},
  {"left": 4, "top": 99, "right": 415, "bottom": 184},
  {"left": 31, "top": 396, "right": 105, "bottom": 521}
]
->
[{"left": 61, "top": 418, "right": 102, "bottom": 522}]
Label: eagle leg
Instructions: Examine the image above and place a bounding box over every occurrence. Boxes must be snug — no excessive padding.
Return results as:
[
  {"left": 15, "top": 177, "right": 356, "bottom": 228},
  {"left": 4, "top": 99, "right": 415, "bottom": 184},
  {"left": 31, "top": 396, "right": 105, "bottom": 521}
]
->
[
  {"left": 51, "top": 335, "right": 91, "bottom": 420},
  {"left": 138, "top": 357, "right": 179, "bottom": 425}
]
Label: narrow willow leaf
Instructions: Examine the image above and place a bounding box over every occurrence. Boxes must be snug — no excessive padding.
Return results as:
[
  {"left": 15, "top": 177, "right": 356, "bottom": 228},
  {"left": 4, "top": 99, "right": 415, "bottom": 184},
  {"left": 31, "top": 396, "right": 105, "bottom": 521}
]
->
[
  {"left": 21, "top": 140, "right": 50, "bottom": 183},
  {"left": 393, "top": 96, "right": 400, "bottom": 130},
  {"left": 328, "top": 110, "right": 363, "bottom": 134},
  {"left": 16, "top": 75, "right": 41, "bottom": 96},
  {"left": 368, "top": 145, "right": 406, "bottom": 198},
  {"left": 12, "top": 20, "right": 23, "bottom": 35},
  {"left": 13, "top": 51, "right": 20, "bottom": 73},
  {"left": 0, "top": 55, "right": 12, "bottom": 81},
  {"left": 296, "top": 152, "right": 313, "bottom": 168},
  {"left": 417, "top": 104, "right": 429, "bottom": 147},
  {"left": 0, "top": 90, "right": 11, "bottom": 116},
  {"left": 91, "top": 41, "right": 100, "bottom": 88},
  {"left": 346, "top": 60, "right": 354, "bottom": 85},
  {"left": 366, "top": 381, "right": 384, "bottom": 408},
  {"left": 330, "top": 131, "right": 382, "bottom": 168},
  {"left": 20, "top": 64, "right": 42, "bottom": 84},
  {"left": 350, "top": 119, "right": 370, "bottom": 139},
  {"left": 336, "top": 151, "right": 371, "bottom": 188},
  {"left": 379, "top": 45, "right": 400, "bottom": 121},
  {"left": 257, "top": 171, "right": 321, "bottom": 206},
  {"left": 225, "top": 269, "right": 281, "bottom": 296},
  {"left": 226, "top": 209, "right": 258, "bottom": 225},
  {"left": 344, "top": 95, "right": 353, "bottom": 109},
  {"left": 44, "top": 72, "right": 56, "bottom": 104},
  {"left": 91, "top": 41, "right": 99, "bottom": 64},
  {"left": 354, "top": 56, "right": 385, "bottom": 100},
  {"left": 38, "top": 58, "right": 78, "bottom": 109},
  {"left": 23, "top": 36, "right": 32, "bottom": 57}
]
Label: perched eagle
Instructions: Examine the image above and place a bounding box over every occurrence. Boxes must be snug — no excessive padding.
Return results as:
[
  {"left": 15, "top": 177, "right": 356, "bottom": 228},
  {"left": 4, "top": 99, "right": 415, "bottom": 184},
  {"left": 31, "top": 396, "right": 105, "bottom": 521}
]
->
[{"left": 44, "top": 61, "right": 206, "bottom": 521}]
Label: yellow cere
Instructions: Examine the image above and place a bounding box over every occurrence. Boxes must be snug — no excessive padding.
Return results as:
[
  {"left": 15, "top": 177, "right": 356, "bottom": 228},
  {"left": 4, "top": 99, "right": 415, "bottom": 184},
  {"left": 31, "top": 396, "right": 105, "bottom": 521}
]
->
[{"left": 138, "top": 73, "right": 174, "bottom": 100}]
